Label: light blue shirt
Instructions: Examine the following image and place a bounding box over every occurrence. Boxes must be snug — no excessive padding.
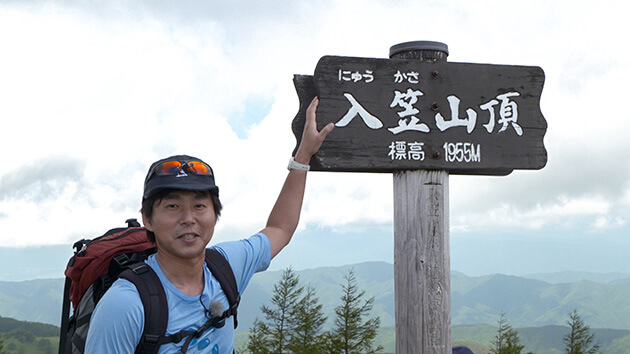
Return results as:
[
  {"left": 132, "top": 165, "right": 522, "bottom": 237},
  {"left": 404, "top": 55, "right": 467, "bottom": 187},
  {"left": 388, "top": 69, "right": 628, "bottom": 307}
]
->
[{"left": 85, "top": 233, "right": 271, "bottom": 353}]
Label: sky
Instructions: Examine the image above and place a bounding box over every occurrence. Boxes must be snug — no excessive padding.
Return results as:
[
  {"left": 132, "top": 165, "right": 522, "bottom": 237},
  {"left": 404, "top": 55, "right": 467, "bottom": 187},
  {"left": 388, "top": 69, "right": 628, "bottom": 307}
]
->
[{"left": 1, "top": 0, "right": 629, "bottom": 281}]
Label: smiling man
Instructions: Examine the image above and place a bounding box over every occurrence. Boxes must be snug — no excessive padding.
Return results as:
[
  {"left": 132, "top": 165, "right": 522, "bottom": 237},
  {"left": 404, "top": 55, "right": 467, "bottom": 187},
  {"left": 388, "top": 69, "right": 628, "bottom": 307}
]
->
[{"left": 85, "top": 98, "right": 333, "bottom": 353}]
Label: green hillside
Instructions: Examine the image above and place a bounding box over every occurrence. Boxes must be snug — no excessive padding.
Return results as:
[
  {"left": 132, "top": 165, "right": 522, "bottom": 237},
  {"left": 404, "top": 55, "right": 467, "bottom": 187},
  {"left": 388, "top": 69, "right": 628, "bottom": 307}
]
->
[
  {"left": 2, "top": 262, "right": 630, "bottom": 352},
  {"left": 2, "top": 315, "right": 630, "bottom": 353},
  {"left": 235, "top": 323, "right": 630, "bottom": 353},
  {"left": 0, "top": 316, "right": 60, "bottom": 354},
  {"left": 452, "top": 323, "right": 630, "bottom": 354}
]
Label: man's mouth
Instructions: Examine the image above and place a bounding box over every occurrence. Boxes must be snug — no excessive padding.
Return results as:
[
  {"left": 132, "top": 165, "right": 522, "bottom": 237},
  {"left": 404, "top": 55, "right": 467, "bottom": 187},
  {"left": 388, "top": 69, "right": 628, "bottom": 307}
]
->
[{"left": 179, "top": 233, "right": 198, "bottom": 240}]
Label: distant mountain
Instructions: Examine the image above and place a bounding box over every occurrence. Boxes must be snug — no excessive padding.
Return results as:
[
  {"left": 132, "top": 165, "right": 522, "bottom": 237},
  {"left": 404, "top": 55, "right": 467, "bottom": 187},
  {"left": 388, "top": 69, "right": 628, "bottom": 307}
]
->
[
  {"left": 522, "top": 270, "right": 630, "bottom": 284},
  {"left": 0, "top": 278, "right": 64, "bottom": 325},
  {"left": 2, "top": 262, "right": 630, "bottom": 334},
  {"left": 238, "top": 262, "right": 396, "bottom": 331},
  {"left": 450, "top": 271, "right": 630, "bottom": 329}
]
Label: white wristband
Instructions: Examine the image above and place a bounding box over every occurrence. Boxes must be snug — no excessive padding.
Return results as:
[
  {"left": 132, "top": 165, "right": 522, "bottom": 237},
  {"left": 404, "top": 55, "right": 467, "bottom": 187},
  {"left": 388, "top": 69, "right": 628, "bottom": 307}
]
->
[{"left": 287, "top": 157, "right": 310, "bottom": 171}]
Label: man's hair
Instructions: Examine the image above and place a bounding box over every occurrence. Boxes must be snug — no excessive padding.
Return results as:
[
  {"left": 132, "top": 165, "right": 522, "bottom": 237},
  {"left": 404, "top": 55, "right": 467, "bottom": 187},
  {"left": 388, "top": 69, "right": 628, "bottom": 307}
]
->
[{"left": 141, "top": 189, "right": 223, "bottom": 243}]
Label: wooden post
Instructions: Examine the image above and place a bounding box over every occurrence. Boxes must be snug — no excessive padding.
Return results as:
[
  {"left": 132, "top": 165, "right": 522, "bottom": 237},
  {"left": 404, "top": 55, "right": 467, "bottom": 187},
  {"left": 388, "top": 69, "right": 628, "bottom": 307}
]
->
[{"left": 391, "top": 41, "right": 451, "bottom": 353}]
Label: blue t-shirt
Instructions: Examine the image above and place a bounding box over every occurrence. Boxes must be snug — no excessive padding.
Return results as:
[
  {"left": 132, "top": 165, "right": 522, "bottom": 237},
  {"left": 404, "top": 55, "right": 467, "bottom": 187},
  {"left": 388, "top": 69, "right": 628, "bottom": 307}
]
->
[{"left": 85, "top": 233, "right": 271, "bottom": 354}]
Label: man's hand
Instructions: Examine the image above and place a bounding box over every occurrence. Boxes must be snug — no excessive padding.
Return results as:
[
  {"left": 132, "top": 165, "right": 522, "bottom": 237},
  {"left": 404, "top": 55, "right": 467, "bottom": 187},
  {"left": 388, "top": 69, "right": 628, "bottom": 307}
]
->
[
  {"left": 262, "top": 96, "right": 334, "bottom": 259},
  {"left": 294, "top": 97, "right": 335, "bottom": 164}
]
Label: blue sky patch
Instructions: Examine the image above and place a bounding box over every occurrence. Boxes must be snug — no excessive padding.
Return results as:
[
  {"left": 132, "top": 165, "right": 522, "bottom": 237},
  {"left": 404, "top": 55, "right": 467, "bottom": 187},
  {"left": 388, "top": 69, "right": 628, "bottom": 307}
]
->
[{"left": 227, "top": 95, "right": 274, "bottom": 139}]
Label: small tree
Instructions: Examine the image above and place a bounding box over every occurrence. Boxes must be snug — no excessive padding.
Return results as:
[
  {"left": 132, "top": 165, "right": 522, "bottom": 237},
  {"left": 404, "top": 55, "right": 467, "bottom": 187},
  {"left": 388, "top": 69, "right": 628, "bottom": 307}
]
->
[
  {"left": 563, "top": 308, "right": 601, "bottom": 354},
  {"left": 287, "top": 286, "right": 328, "bottom": 353},
  {"left": 490, "top": 312, "right": 527, "bottom": 354},
  {"left": 247, "top": 319, "right": 271, "bottom": 354},
  {"left": 326, "top": 269, "right": 382, "bottom": 354},
  {"left": 247, "top": 267, "right": 304, "bottom": 353},
  {"left": 263, "top": 267, "right": 304, "bottom": 353}
]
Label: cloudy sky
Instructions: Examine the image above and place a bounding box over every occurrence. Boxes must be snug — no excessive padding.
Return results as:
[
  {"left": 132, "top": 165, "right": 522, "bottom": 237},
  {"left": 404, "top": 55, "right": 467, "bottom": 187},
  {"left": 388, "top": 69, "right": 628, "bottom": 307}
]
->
[{"left": 1, "top": 0, "right": 629, "bottom": 281}]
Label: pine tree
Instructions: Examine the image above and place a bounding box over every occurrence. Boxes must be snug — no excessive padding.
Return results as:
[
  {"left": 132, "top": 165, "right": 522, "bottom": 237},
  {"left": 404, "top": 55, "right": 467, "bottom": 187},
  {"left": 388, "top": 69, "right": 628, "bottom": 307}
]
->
[
  {"left": 248, "top": 267, "right": 304, "bottom": 353},
  {"left": 563, "top": 309, "right": 601, "bottom": 354},
  {"left": 286, "top": 286, "right": 327, "bottom": 353},
  {"left": 326, "top": 269, "right": 382, "bottom": 354},
  {"left": 490, "top": 312, "right": 527, "bottom": 354},
  {"left": 246, "top": 319, "right": 271, "bottom": 354}
]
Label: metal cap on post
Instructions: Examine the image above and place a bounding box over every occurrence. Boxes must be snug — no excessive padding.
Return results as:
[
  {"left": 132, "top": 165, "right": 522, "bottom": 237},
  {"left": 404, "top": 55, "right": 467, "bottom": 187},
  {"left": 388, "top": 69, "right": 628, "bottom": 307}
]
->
[{"left": 389, "top": 40, "right": 449, "bottom": 61}]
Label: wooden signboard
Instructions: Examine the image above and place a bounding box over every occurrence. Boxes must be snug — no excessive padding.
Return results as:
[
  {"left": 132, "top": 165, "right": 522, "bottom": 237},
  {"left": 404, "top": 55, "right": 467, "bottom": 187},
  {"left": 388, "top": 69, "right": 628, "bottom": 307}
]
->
[{"left": 293, "top": 55, "right": 547, "bottom": 175}]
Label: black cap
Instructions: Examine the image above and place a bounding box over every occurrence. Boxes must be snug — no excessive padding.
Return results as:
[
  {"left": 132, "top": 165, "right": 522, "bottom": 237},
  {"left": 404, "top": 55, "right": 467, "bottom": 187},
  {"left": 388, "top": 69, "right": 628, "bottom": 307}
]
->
[{"left": 143, "top": 154, "right": 219, "bottom": 199}]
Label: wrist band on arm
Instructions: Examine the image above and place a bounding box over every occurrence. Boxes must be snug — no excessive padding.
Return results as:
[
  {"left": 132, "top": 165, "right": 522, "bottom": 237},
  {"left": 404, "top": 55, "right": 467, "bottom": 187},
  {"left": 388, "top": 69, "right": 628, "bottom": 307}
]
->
[{"left": 287, "top": 157, "right": 310, "bottom": 171}]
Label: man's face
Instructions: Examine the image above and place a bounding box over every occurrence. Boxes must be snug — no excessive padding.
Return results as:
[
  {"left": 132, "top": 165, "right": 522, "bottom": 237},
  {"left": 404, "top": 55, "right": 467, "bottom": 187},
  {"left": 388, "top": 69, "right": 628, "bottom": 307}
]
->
[{"left": 143, "top": 190, "right": 217, "bottom": 261}]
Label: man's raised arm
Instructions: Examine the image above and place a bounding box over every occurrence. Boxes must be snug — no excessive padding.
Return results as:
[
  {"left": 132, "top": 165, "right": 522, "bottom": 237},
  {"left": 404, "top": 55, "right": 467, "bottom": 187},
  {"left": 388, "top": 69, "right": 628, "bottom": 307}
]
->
[{"left": 261, "top": 97, "right": 334, "bottom": 259}]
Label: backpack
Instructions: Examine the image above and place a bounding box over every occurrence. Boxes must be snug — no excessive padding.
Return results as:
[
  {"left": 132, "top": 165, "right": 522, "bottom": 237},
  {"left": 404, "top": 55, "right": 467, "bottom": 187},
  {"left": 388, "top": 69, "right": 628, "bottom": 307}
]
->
[{"left": 58, "top": 219, "right": 241, "bottom": 354}]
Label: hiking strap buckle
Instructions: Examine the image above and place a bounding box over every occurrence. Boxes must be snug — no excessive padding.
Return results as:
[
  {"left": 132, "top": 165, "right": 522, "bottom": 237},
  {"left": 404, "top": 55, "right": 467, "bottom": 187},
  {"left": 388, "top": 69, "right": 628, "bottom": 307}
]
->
[
  {"left": 127, "top": 262, "right": 150, "bottom": 275},
  {"left": 229, "top": 294, "right": 240, "bottom": 313},
  {"left": 142, "top": 334, "right": 160, "bottom": 345},
  {"left": 112, "top": 253, "right": 131, "bottom": 267}
]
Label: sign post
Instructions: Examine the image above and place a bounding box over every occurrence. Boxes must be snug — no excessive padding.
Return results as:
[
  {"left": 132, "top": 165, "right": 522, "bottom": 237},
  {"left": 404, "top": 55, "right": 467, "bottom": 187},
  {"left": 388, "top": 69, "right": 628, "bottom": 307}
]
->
[
  {"left": 292, "top": 41, "right": 547, "bottom": 353},
  {"left": 390, "top": 42, "right": 451, "bottom": 353}
]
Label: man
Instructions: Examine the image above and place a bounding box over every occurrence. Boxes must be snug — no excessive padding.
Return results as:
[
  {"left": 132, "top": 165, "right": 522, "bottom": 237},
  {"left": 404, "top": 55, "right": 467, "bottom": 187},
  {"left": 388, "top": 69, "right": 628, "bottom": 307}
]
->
[{"left": 85, "top": 97, "right": 333, "bottom": 353}]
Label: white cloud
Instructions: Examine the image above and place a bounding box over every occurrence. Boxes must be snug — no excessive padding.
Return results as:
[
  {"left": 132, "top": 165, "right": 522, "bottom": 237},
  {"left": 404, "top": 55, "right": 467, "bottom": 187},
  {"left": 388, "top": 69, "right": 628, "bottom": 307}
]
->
[
  {"left": 590, "top": 216, "right": 626, "bottom": 232},
  {"left": 1, "top": 0, "right": 630, "bottom": 252},
  {"left": 451, "top": 193, "right": 618, "bottom": 233}
]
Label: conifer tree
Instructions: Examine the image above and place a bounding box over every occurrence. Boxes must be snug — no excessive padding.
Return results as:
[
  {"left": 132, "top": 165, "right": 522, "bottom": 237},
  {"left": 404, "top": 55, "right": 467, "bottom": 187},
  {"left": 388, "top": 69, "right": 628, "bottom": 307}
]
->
[
  {"left": 248, "top": 267, "right": 304, "bottom": 353},
  {"left": 246, "top": 319, "right": 271, "bottom": 354},
  {"left": 490, "top": 312, "right": 527, "bottom": 354},
  {"left": 326, "top": 269, "right": 382, "bottom": 354},
  {"left": 286, "top": 286, "right": 327, "bottom": 353},
  {"left": 563, "top": 309, "right": 601, "bottom": 354}
]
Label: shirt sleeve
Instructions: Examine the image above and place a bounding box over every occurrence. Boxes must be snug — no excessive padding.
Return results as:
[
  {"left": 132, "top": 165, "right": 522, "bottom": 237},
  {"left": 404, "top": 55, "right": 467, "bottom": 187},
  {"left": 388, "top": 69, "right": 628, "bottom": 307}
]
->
[
  {"left": 84, "top": 278, "right": 144, "bottom": 353},
  {"left": 212, "top": 232, "right": 271, "bottom": 292}
]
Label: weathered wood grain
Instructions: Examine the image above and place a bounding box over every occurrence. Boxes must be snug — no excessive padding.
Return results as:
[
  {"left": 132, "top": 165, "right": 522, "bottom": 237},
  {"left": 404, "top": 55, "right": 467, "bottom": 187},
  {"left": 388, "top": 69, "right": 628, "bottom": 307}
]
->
[{"left": 394, "top": 170, "right": 451, "bottom": 353}]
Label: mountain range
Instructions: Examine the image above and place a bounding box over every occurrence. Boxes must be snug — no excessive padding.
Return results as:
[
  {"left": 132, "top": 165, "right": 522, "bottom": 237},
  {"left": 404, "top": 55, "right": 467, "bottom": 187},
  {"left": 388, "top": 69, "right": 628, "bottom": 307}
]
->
[{"left": 1, "top": 262, "right": 629, "bottom": 333}]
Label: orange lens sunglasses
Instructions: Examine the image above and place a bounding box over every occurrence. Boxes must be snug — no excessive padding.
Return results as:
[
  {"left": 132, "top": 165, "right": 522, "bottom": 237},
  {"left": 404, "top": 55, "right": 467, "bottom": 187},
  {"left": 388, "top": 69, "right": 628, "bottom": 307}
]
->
[{"left": 146, "top": 160, "right": 213, "bottom": 183}]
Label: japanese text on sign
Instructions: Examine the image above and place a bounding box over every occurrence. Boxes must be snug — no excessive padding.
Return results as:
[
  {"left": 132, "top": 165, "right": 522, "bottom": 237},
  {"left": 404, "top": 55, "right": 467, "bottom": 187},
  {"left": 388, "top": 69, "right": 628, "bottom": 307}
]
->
[
  {"left": 335, "top": 67, "right": 523, "bottom": 164},
  {"left": 294, "top": 55, "right": 547, "bottom": 173}
]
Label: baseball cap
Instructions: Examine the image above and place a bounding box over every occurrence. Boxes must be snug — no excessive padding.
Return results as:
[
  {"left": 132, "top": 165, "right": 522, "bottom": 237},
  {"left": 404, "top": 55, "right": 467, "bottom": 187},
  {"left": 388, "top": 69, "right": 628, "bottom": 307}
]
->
[{"left": 143, "top": 154, "right": 219, "bottom": 199}]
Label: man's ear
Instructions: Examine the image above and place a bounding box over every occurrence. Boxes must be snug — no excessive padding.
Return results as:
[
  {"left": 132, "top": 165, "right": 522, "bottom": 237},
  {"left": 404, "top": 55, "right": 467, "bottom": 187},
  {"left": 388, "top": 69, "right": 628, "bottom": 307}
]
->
[{"left": 142, "top": 213, "right": 153, "bottom": 232}]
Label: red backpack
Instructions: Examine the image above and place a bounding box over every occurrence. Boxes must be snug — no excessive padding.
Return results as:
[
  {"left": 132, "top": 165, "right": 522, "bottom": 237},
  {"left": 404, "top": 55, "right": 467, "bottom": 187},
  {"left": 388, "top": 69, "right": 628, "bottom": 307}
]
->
[{"left": 58, "top": 219, "right": 240, "bottom": 354}]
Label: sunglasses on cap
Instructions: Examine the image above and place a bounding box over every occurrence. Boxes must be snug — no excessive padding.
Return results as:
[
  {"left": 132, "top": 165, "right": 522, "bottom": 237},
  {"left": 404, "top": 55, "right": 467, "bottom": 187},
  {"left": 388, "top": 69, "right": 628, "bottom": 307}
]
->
[{"left": 144, "top": 159, "right": 214, "bottom": 184}]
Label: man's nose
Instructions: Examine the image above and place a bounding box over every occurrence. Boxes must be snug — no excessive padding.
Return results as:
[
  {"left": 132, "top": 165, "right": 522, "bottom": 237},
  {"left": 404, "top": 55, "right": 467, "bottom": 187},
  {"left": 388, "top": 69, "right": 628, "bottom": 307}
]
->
[{"left": 180, "top": 207, "right": 196, "bottom": 224}]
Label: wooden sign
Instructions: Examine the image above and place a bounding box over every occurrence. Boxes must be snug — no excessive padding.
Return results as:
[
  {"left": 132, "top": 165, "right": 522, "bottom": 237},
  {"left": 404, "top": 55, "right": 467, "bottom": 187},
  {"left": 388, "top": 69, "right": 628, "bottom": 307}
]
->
[{"left": 293, "top": 55, "right": 547, "bottom": 175}]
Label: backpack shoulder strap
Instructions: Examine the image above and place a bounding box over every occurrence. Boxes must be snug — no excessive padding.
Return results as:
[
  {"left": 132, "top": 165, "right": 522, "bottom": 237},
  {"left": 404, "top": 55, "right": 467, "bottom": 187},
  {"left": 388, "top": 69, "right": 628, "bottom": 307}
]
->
[
  {"left": 58, "top": 277, "right": 73, "bottom": 354},
  {"left": 204, "top": 248, "right": 240, "bottom": 328},
  {"left": 106, "top": 250, "right": 238, "bottom": 354},
  {"left": 120, "top": 263, "right": 168, "bottom": 354}
]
